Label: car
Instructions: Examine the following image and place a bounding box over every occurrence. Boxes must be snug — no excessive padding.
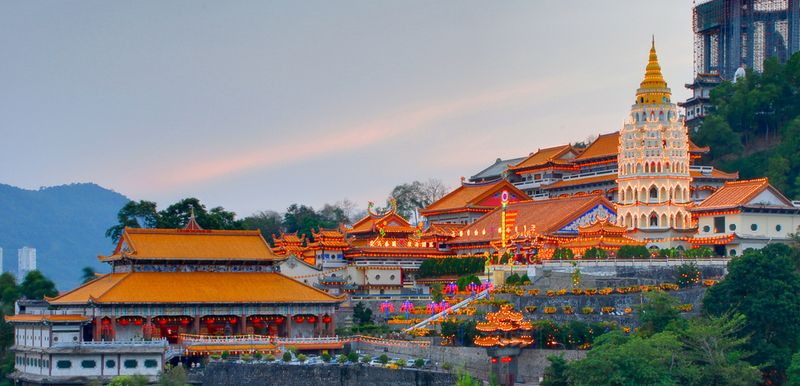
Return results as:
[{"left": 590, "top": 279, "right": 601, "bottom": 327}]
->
[{"left": 369, "top": 358, "right": 384, "bottom": 367}]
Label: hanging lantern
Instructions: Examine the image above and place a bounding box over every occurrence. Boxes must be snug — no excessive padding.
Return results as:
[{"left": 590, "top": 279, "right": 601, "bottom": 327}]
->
[
  {"left": 322, "top": 315, "right": 332, "bottom": 324},
  {"left": 134, "top": 319, "right": 143, "bottom": 326},
  {"left": 101, "top": 318, "right": 111, "bottom": 325},
  {"left": 158, "top": 319, "right": 168, "bottom": 326},
  {"left": 294, "top": 315, "right": 305, "bottom": 324},
  {"left": 229, "top": 317, "right": 237, "bottom": 325},
  {"left": 307, "top": 316, "right": 317, "bottom": 324},
  {"left": 119, "top": 319, "right": 130, "bottom": 326},
  {"left": 206, "top": 318, "right": 214, "bottom": 325},
  {"left": 275, "top": 317, "right": 284, "bottom": 324},
  {"left": 180, "top": 318, "right": 190, "bottom": 326}
]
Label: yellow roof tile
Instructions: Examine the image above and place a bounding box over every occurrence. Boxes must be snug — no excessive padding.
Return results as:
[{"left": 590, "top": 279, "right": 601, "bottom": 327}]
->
[
  {"left": 694, "top": 178, "right": 794, "bottom": 211},
  {"left": 420, "top": 180, "right": 530, "bottom": 215},
  {"left": 48, "top": 272, "right": 343, "bottom": 305},
  {"left": 510, "top": 145, "right": 577, "bottom": 171}
]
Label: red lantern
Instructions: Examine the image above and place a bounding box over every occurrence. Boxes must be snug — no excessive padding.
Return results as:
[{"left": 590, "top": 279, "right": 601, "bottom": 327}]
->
[
  {"left": 294, "top": 316, "right": 304, "bottom": 323},
  {"left": 119, "top": 319, "right": 130, "bottom": 326},
  {"left": 206, "top": 318, "right": 214, "bottom": 325},
  {"left": 252, "top": 317, "right": 262, "bottom": 323},
  {"left": 229, "top": 317, "right": 237, "bottom": 325},
  {"left": 158, "top": 319, "right": 167, "bottom": 326},
  {"left": 307, "top": 316, "right": 317, "bottom": 323},
  {"left": 275, "top": 317, "right": 284, "bottom": 325},
  {"left": 180, "top": 319, "right": 190, "bottom": 326},
  {"left": 101, "top": 318, "right": 111, "bottom": 325},
  {"left": 322, "top": 315, "right": 332, "bottom": 324},
  {"left": 134, "top": 319, "right": 143, "bottom": 326}
]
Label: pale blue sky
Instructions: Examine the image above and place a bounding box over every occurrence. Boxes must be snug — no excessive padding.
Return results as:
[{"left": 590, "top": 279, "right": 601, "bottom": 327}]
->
[{"left": 0, "top": 1, "right": 694, "bottom": 216}]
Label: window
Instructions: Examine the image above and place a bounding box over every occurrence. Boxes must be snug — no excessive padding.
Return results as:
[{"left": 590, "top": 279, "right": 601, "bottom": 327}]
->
[
  {"left": 730, "top": 249, "right": 737, "bottom": 256},
  {"left": 751, "top": 224, "right": 758, "bottom": 231},
  {"left": 729, "top": 224, "right": 736, "bottom": 231},
  {"left": 56, "top": 360, "right": 72, "bottom": 369},
  {"left": 389, "top": 275, "right": 395, "bottom": 280},
  {"left": 81, "top": 360, "right": 96, "bottom": 369},
  {"left": 703, "top": 225, "right": 711, "bottom": 233},
  {"left": 776, "top": 224, "right": 782, "bottom": 232},
  {"left": 124, "top": 359, "right": 138, "bottom": 369},
  {"left": 144, "top": 359, "right": 158, "bottom": 368},
  {"left": 713, "top": 217, "right": 725, "bottom": 233},
  {"left": 375, "top": 275, "right": 381, "bottom": 280}
]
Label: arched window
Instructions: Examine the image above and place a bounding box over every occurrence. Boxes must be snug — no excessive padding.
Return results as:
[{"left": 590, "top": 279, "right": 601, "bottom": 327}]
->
[
  {"left": 675, "top": 212, "right": 684, "bottom": 229},
  {"left": 625, "top": 213, "right": 633, "bottom": 228},
  {"left": 661, "top": 213, "right": 668, "bottom": 227},
  {"left": 645, "top": 163, "right": 650, "bottom": 173},
  {"left": 660, "top": 187, "right": 667, "bottom": 202},
  {"left": 636, "top": 163, "right": 643, "bottom": 173},
  {"left": 649, "top": 186, "right": 658, "bottom": 201},
  {"left": 649, "top": 213, "right": 658, "bottom": 227}
]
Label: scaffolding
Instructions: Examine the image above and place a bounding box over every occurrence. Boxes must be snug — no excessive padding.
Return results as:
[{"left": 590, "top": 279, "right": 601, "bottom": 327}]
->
[{"left": 693, "top": 0, "right": 800, "bottom": 79}]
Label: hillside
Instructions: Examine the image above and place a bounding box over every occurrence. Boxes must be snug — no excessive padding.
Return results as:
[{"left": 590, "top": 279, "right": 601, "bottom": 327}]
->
[{"left": 0, "top": 183, "right": 129, "bottom": 290}]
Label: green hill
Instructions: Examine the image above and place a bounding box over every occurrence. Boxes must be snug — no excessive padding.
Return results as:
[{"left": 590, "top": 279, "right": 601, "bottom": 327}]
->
[{"left": 0, "top": 183, "right": 129, "bottom": 290}]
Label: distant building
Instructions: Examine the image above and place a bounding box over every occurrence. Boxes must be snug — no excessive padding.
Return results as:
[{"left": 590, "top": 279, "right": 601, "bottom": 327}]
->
[
  {"left": 17, "top": 247, "right": 36, "bottom": 280},
  {"left": 420, "top": 179, "right": 530, "bottom": 224},
  {"left": 678, "top": 73, "right": 722, "bottom": 132}
]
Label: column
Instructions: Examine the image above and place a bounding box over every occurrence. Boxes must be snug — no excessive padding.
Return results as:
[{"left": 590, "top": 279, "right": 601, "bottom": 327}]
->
[
  {"left": 93, "top": 316, "right": 102, "bottom": 342},
  {"left": 145, "top": 316, "right": 152, "bottom": 340},
  {"left": 315, "top": 315, "right": 322, "bottom": 337},
  {"left": 240, "top": 314, "right": 247, "bottom": 335},
  {"left": 285, "top": 318, "right": 292, "bottom": 338},
  {"left": 193, "top": 316, "right": 200, "bottom": 335},
  {"left": 327, "top": 316, "right": 335, "bottom": 336}
]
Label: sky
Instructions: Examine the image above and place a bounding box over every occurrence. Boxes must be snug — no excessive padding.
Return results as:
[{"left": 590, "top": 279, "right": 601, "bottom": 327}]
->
[{"left": 0, "top": 1, "right": 695, "bottom": 217}]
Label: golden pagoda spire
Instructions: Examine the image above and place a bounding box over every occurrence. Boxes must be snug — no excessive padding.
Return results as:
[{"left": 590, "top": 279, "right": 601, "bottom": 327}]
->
[{"left": 635, "top": 36, "right": 671, "bottom": 105}]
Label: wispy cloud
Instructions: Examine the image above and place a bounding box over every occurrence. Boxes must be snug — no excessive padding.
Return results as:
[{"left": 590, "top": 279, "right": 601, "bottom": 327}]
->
[{"left": 138, "top": 78, "right": 561, "bottom": 193}]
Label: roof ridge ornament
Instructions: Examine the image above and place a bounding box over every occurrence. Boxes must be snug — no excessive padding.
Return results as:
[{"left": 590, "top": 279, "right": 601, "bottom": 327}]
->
[{"left": 183, "top": 205, "right": 204, "bottom": 231}]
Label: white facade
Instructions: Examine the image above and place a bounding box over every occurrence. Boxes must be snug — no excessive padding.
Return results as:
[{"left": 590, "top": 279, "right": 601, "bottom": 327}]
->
[{"left": 18, "top": 246, "right": 37, "bottom": 279}]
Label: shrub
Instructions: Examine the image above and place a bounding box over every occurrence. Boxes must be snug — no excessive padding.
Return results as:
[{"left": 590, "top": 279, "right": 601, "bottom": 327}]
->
[
  {"left": 378, "top": 354, "right": 389, "bottom": 365},
  {"left": 361, "top": 355, "right": 372, "bottom": 363},
  {"left": 337, "top": 354, "right": 348, "bottom": 364},
  {"left": 442, "top": 362, "right": 453, "bottom": 372},
  {"left": 676, "top": 263, "right": 701, "bottom": 287},
  {"left": 209, "top": 354, "right": 221, "bottom": 361},
  {"left": 581, "top": 307, "right": 594, "bottom": 314},
  {"left": 296, "top": 354, "right": 307, "bottom": 363},
  {"left": 456, "top": 274, "right": 482, "bottom": 291},
  {"left": 241, "top": 354, "right": 252, "bottom": 362},
  {"left": 583, "top": 247, "right": 607, "bottom": 259},
  {"left": 254, "top": 352, "right": 263, "bottom": 361},
  {"left": 321, "top": 351, "right": 332, "bottom": 363},
  {"left": 265, "top": 354, "right": 274, "bottom": 362},
  {"left": 397, "top": 359, "right": 407, "bottom": 367},
  {"left": 415, "top": 358, "right": 425, "bottom": 368},
  {"left": 347, "top": 352, "right": 359, "bottom": 363},
  {"left": 617, "top": 245, "right": 650, "bottom": 259},
  {"left": 282, "top": 352, "right": 292, "bottom": 362},
  {"left": 506, "top": 273, "right": 521, "bottom": 285},
  {"left": 418, "top": 257, "right": 485, "bottom": 278},
  {"left": 221, "top": 351, "right": 230, "bottom": 360},
  {"left": 553, "top": 247, "right": 574, "bottom": 260}
]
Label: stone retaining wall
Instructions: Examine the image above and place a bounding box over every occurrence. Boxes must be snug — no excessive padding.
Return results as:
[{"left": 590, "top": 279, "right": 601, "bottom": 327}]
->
[{"left": 197, "top": 362, "right": 456, "bottom": 386}]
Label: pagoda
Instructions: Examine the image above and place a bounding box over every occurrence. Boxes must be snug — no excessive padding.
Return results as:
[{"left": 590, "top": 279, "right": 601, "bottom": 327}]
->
[{"left": 474, "top": 304, "right": 533, "bottom": 385}]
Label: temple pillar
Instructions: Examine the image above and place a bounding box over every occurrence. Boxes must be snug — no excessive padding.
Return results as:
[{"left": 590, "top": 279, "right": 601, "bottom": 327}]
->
[
  {"left": 193, "top": 316, "right": 200, "bottom": 335},
  {"left": 327, "top": 316, "right": 335, "bottom": 336},
  {"left": 240, "top": 314, "right": 247, "bottom": 335},
  {"left": 145, "top": 316, "right": 152, "bottom": 340},
  {"left": 93, "top": 316, "right": 102, "bottom": 341},
  {"left": 285, "top": 318, "right": 292, "bottom": 338}
]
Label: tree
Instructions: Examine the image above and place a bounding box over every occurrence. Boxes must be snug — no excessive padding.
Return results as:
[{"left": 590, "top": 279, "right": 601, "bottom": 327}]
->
[
  {"left": 430, "top": 283, "right": 444, "bottom": 303},
  {"left": 553, "top": 248, "right": 574, "bottom": 260},
  {"left": 676, "top": 263, "right": 701, "bottom": 288},
  {"left": 108, "top": 375, "right": 149, "bottom": 386},
  {"left": 788, "top": 351, "right": 800, "bottom": 386},
  {"left": 455, "top": 367, "right": 481, "bottom": 386},
  {"left": 541, "top": 355, "right": 569, "bottom": 386},
  {"left": 105, "top": 200, "right": 158, "bottom": 242},
  {"left": 387, "top": 179, "right": 447, "bottom": 223},
  {"left": 582, "top": 247, "right": 607, "bottom": 259},
  {"left": 353, "top": 302, "right": 372, "bottom": 326},
  {"left": 19, "top": 270, "right": 57, "bottom": 300},
  {"left": 617, "top": 245, "right": 650, "bottom": 259},
  {"left": 158, "top": 364, "right": 188, "bottom": 386},
  {"left": 81, "top": 267, "right": 96, "bottom": 284},
  {"left": 282, "top": 204, "right": 325, "bottom": 241},
  {"left": 637, "top": 292, "right": 681, "bottom": 337},
  {"left": 703, "top": 244, "right": 800, "bottom": 384},
  {"left": 241, "top": 211, "right": 283, "bottom": 245}
]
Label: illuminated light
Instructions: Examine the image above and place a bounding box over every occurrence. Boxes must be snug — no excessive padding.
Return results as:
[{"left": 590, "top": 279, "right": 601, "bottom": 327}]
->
[
  {"left": 491, "top": 357, "right": 498, "bottom": 364},
  {"left": 501, "top": 357, "right": 513, "bottom": 363}
]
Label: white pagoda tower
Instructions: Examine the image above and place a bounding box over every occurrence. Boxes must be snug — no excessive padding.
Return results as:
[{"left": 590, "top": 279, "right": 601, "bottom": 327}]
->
[{"left": 617, "top": 38, "right": 694, "bottom": 246}]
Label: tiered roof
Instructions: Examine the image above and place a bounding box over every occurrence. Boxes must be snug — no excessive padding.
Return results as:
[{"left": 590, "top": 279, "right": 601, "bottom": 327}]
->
[
  {"left": 272, "top": 233, "right": 309, "bottom": 256},
  {"left": 473, "top": 304, "right": 533, "bottom": 348},
  {"left": 308, "top": 228, "right": 349, "bottom": 251},
  {"left": 419, "top": 180, "right": 530, "bottom": 217},
  {"left": 47, "top": 272, "right": 343, "bottom": 305},
  {"left": 559, "top": 218, "right": 645, "bottom": 252},
  {"left": 100, "top": 228, "right": 283, "bottom": 262},
  {"left": 509, "top": 145, "right": 579, "bottom": 172},
  {"left": 574, "top": 132, "right": 620, "bottom": 162},
  {"left": 346, "top": 201, "right": 416, "bottom": 243}
]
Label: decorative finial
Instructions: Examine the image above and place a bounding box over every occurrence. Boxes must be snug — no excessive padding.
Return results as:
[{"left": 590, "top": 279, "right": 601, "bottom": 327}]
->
[
  {"left": 652, "top": 34, "right": 655, "bottom": 49},
  {"left": 183, "top": 204, "right": 203, "bottom": 231}
]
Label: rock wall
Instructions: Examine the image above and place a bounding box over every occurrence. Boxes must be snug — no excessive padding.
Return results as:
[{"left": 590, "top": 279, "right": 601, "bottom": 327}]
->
[
  {"left": 197, "top": 362, "right": 456, "bottom": 386},
  {"left": 351, "top": 342, "right": 585, "bottom": 382}
]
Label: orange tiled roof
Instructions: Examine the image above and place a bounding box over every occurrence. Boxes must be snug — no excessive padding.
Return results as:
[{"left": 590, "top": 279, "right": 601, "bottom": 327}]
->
[
  {"left": 694, "top": 178, "right": 794, "bottom": 211},
  {"left": 48, "top": 272, "right": 343, "bottom": 305},
  {"left": 5, "top": 314, "right": 89, "bottom": 323},
  {"left": 348, "top": 212, "right": 413, "bottom": 234},
  {"left": 448, "top": 194, "right": 615, "bottom": 244},
  {"left": 101, "top": 228, "right": 283, "bottom": 262},
  {"left": 690, "top": 168, "right": 739, "bottom": 180},
  {"left": 542, "top": 174, "right": 617, "bottom": 190},
  {"left": 510, "top": 145, "right": 577, "bottom": 171},
  {"left": 420, "top": 180, "right": 530, "bottom": 215},
  {"left": 688, "top": 139, "right": 710, "bottom": 153},
  {"left": 423, "top": 223, "right": 467, "bottom": 238},
  {"left": 574, "top": 132, "right": 619, "bottom": 161}
]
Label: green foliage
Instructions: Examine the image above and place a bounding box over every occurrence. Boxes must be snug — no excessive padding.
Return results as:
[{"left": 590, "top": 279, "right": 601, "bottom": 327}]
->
[
  {"left": 282, "top": 351, "right": 292, "bottom": 362},
  {"left": 296, "top": 354, "right": 307, "bottom": 363},
  {"left": 108, "top": 375, "right": 149, "bottom": 386},
  {"left": 396, "top": 358, "right": 407, "bottom": 367},
  {"left": 19, "top": 270, "right": 58, "bottom": 299},
  {"left": 414, "top": 358, "right": 425, "bottom": 368},
  {"left": 788, "top": 351, "right": 800, "bottom": 386},
  {"left": 347, "top": 351, "right": 359, "bottom": 363},
  {"left": 442, "top": 362, "right": 453, "bottom": 372},
  {"left": 282, "top": 203, "right": 348, "bottom": 242},
  {"left": 637, "top": 292, "right": 681, "bottom": 337},
  {"left": 221, "top": 350, "right": 230, "bottom": 359},
  {"left": 659, "top": 248, "right": 682, "bottom": 259},
  {"left": 240, "top": 210, "right": 283, "bottom": 246},
  {"left": 417, "top": 257, "right": 485, "bottom": 278},
  {"left": 582, "top": 247, "right": 607, "bottom": 259},
  {"left": 253, "top": 352, "right": 262, "bottom": 360},
  {"left": 431, "top": 282, "right": 444, "bottom": 303},
  {"left": 378, "top": 354, "right": 389, "bottom": 365},
  {"left": 440, "top": 320, "right": 478, "bottom": 347},
  {"left": 703, "top": 244, "right": 800, "bottom": 384},
  {"left": 361, "top": 355, "right": 371, "bottom": 364},
  {"left": 81, "top": 266, "right": 96, "bottom": 284},
  {"left": 456, "top": 274, "right": 481, "bottom": 291},
  {"left": 337, "top": 354, "right": 348, "bottom": 364},
  {"left": 676, "top": 262, "right": 701, "bottom": 288},
  {"left": 353, "top": 302, "right": 372, "bottom": 326},
  {"left": 321, "top": 351, "right": 331, "bottom": 363},
  {"left": 505, "top": 273, "right": 521, "bottom": 285},
  {"left": 455, "top": 367, "right": 480, "bottom": 386},
  {"left": 241, "top": 354, "right": 252, "bottom": 361},
  {"left": 540, "top": 355, "right": 569, "bottom": 386},
  {"left": 616, "top": 245, "right": 650, "bottom": 259},
  {"left": 693, "top": 53, "right": 800, "bottom": 199},
  {"left": 686, "top": 246, "right": 714, "bottom": 258},
  {"left": 158, "top": 364, "right": 188, "bottom": 386},
  {"left": 553, "top": 248, "right": 574, "bottom": 260},
  {"left": 387, "top": 179, "right": 447, "bottom": 223},
  {"left": 264, "top": 353, "right": 274, "bottom": 362}
]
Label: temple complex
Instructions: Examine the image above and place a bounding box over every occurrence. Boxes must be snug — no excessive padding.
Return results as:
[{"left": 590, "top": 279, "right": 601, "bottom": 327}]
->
[{"left": 419, "top": 179, "right": 529, "bottom": 224}]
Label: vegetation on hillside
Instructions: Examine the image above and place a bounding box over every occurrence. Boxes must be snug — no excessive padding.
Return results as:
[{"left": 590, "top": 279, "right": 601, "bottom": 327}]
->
[{"left": 692, "top": 52, "right": 800, "bottom": 199}]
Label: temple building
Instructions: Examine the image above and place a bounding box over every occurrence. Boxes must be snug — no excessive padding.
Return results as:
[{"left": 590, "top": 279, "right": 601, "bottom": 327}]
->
[
  {"left": 7, "top": 221, "right": 344, "bottom": 384},
  {"left": 559, "top": 218, "right": 646, "bottom": 256},
  {"left": 419, "top": 179, "right": 529, "bottom": 224},
  {"left": 616, "top": 39, "right": 697, "bottom": 247},
  {"left": 446, "top": 194, "right": 617, "bottom": 259},
  {"left": 689, "top": 178, "right": 800, "bottom": 256}
]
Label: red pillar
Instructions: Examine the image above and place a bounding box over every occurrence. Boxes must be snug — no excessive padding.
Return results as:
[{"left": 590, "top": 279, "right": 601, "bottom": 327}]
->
[
  {"left": 145, "top": 316, "right": 152, "bottom": 340},
  {"left": 93, "top": 316, "right": 101, "bottom": 341},
  {"left": 285, "top": 318, "right": 292, "bottom": 338},
  {"left": 241, "top": 314, "right": 247, "bottom": 335},
  {"left": 193, "top": 316, "right": 200, "bottom": 335}
]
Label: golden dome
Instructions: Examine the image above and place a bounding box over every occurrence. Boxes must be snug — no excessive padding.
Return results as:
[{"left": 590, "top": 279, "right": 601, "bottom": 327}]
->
[{"left": 635, "top": 36, "right": 671, "bottom": 105}]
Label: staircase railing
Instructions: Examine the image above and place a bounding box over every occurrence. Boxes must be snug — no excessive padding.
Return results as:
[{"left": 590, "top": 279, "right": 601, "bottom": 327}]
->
[{"left": 402, "top": 287, "right": 490, "bottom": 333}]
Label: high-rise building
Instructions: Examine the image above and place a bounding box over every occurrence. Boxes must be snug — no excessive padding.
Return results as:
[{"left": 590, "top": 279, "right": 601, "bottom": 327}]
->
[
  {"left": 617, "top": 39, "right": 694, "bottom": 247},
  {"left": 17, "top": 247, "right": 36, "bottom": 280}
]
